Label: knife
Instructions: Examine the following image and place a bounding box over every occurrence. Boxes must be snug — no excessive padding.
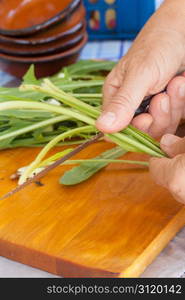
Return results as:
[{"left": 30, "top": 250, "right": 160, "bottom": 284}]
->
[
  {"left": 135, "top": 88, "right": 167, "bottom": 116},
  {"left": 0, "top": 89, "right": 167, "bottom": 200},
  {"left": 0, "top": 132, "right": 104, "bottom": 201}
]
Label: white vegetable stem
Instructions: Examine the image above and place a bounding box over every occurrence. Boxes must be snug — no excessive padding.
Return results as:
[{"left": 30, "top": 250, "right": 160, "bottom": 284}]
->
[{"left": 18, "top": 125, "right": 95, "bottom": 185}]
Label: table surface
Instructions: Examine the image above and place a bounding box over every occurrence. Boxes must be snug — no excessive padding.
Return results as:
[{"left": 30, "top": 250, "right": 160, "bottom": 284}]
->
[{"left": 0, "top": 40, "right": 185, "bottom": 278}]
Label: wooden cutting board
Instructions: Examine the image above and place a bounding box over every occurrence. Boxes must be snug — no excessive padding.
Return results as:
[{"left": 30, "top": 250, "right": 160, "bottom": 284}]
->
[{"left": 0, "top": 142, "right": 185, "bottom": 278}]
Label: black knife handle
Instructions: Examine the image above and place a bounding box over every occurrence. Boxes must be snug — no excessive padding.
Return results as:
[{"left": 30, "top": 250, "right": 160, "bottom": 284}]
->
[{"left": 134, "top": 88, "right": 167, "bottom": 117}]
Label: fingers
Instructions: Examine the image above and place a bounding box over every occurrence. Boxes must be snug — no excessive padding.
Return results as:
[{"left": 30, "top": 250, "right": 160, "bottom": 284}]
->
[
  {"left": 149, "top": 155, "right": 185, "bottom": 204},
  {"left": 166, "top": 76, "right": 185, "bottom": 133},
  {"left": 132, "top": 76, "right": 185, "bottom": 137},
  {"left": 149, "top": 157, "right": 172, "bottom": 188},
  {"left": 160, "top": 134, "right": 185, "bottom": 157},
  {"left": 102, "top": 66, "right": 123, "bottom": 109},
  {"left": 132, "top": 93, "right": 171, "bottom": 137},
  {"left": 131, "top": 113, "right": 153, "bottom": 132},
  {"left": 96, "top": 64, "right": 153, "bottom": 133},
  {"left": 147, "top": 93, "right": 171, "bottom": 138}
]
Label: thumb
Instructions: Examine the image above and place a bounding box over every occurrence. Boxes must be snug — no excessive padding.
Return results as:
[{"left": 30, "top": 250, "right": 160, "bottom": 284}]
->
[
  {"left": 160, "top": 134, "right": 185, "bottom": 157},
  {"left": 96, "top": 68, "right": 153, "bottom": 133},
  {"left": 149, "top": 157, "right": 171, "bottom": 188},
  {"left": 150, "top": 154, "right": 185, "bottom": 204}
]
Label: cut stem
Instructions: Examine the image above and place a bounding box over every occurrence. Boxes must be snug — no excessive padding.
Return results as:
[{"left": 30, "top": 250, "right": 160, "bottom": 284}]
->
[
  {"left": 0, "top": 101, "right": 96, "bottom": 126},
  {"left": 71, "top": 93, "right": 102, "bottom": 98},
  {"left": 63, "top": 159, "right": 149, "bottom": 166},
  {"left": 18, "top": 125, "right": 96, "bottom": 184}
]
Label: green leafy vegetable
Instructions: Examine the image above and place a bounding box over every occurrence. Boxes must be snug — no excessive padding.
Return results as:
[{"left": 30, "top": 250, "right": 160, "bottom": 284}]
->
[
  {"left": 0, "top": 60, "right": 111, "bottom": 150},
  {"left": 15, "top": 77, "right": 166, "bottom": 184},
  {"left": 0, "top": 60, "right": 167, "bottom": 187}
]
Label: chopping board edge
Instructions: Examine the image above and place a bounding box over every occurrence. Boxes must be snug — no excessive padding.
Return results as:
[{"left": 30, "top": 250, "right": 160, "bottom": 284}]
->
[
  {"left": 119, "top": 206, "right": 185, "bottom": 278},
  {"left": 1, "top": 206, "right": 185, "bottom": 278},
  {"left": 0, "top": 237, "right": 120, "bottom": 277}
]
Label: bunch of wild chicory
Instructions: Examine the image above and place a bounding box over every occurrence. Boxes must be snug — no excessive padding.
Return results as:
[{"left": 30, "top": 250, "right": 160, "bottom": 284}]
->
[{"left": 0, "top": 61, "right": 167, "bottom": 186}]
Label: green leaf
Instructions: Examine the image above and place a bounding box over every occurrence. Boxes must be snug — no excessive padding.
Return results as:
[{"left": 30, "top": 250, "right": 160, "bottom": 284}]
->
[
  {"left": 0, "top": 109, "right": 55, "bottom": 120},
  {"left": 0, "top": 86, "right": 44, "bottom": 102},
  {"left": 53, "top": 80, "right": 104, "bottom": 91},
  {"left": 0, "top": 119, "right": 33, "bottom": 148},
  {"left": 63, "top": 60, "right": 116, "bottom": 75},
  {"left": 22, "top": 65, "right": 40, "bottom": 85},
  {"left": 60, "top": 146, "right": 126, "bottom": 185}
]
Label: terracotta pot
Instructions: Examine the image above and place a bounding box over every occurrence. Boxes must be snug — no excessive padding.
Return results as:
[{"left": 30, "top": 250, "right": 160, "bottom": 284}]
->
[
  {"left": 0, "top": 25, "right": 86, "bottom": 56},
  {"left": 0, "top": 33, "right": 88, "bottom": 79},
  {"left": 0, "top": 0, "right": 81, "bottom": 36},
  {"left": 0, "top": 3, "right": 85, "bottom": 45}
]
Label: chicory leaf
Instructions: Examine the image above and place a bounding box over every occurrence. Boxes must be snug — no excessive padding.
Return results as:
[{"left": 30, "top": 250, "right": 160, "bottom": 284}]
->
[{"left": 60, "top": 146, "right": 126, "bottom": 185}]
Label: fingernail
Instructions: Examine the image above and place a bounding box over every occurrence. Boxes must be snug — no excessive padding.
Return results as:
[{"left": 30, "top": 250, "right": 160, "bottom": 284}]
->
[
  {"left": 160, "top": 97, "right": 169, "bottom": 113},
  {"left": 97, "top": 112, "right": 116, "bottom": 126},
  {"left": 179, "top": 85, "right": 185, "bottom": 98},
  {"left": 161, "top": 134, "right": 179, "bottom": 146}
]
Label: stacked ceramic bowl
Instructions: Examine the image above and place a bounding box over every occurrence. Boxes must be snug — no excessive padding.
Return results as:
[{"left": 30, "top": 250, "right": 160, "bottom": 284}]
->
[{"left": 0, "top": 0, "right": 87, "bottom": 78}]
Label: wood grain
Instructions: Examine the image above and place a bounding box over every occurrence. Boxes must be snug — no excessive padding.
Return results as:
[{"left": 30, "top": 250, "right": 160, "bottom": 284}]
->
[{"left": 0, "top": 142, "right": 185, "bottom": 277}]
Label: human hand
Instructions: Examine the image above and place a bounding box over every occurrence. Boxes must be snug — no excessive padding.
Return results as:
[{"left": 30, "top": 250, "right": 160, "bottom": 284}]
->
[
  {"left": 96, "top": 0, "right": 185, "bottom": 138},
  {"left": 150, "top": 134, "right": 185, "bottom": 204}
]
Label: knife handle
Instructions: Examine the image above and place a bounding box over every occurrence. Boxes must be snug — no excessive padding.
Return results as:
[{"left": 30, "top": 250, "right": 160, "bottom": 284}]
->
[{"left": 134, "top": 88, "right": 167, "bottom": 117}]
